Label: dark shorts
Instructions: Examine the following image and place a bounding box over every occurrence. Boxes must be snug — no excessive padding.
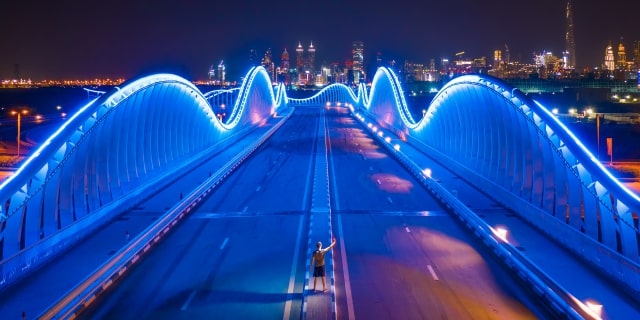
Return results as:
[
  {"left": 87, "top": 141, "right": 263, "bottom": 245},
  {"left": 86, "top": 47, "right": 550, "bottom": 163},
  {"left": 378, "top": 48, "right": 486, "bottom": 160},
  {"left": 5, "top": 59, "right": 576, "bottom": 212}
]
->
[{"left": 313, "top": 265, "right": 325, "bottom": 277}]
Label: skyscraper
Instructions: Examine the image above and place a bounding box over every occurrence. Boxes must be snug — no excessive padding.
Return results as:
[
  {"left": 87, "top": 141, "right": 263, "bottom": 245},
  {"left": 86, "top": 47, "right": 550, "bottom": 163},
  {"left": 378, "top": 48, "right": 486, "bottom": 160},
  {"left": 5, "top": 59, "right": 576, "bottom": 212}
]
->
[
  {"left": 352, "top": 41, "right": 364, "bottom": 84},
  {"left": 634, "top": 41, "right": 640, "bottom": 69},
  {"left": 217, "top": 60, "right": 226, "bottom": 84},
  {"left": 296, "top": 42, "right": 304, "bottom": 72},
  {"left": 261, "top": 48, "right": 275, "bottom": 80},
  {"left": 208, "top": 65, "right": 215, "bottom": 80},
  {"left": 604, "top": 42, "right": 615, "bottom": 71},
  {"left": 307, "top": 42, "right": 316, "bottom": 75},
  {"left": 565, "top": 1, "right": 576, "bottom": 69},
  {"left": 296, "top": 42, "right": 304, "bottom": 84},
  {"left": 280, "top": 48, "right": 290, "bottom": 84},
  {"left": 617, "top": 40, "right": 627, "bottom": 69}
]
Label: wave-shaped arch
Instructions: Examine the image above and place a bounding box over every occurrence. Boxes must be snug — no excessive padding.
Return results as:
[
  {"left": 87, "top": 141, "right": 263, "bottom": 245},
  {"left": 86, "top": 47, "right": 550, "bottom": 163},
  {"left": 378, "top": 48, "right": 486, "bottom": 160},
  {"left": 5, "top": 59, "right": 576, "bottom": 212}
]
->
[
  {"left": 365, "top": 70, "right": 640, "bottom": 261},
  {"left": 0, "top": 67, "right": 279, "bottom": 258},
  {"left": 365, "top": 67, "right": 417, "bottom": 132},
  {"left": 285, "top": 83, "right": 360, "bottom": 107}
]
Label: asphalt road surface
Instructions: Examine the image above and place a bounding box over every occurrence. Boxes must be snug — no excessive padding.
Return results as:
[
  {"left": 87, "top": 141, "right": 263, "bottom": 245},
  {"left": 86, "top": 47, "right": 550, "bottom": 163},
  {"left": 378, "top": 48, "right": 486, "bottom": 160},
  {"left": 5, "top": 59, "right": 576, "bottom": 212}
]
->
[{"left": 83, "top": 106, "right": 545, "bottom": 319}]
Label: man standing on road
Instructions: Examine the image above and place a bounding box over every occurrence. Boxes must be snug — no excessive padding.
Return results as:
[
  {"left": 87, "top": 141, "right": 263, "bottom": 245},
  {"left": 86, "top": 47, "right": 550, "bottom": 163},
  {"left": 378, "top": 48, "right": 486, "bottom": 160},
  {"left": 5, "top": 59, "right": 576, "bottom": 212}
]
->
[{"left": 310, "top": 237, "right": 336, "bottom": 293}]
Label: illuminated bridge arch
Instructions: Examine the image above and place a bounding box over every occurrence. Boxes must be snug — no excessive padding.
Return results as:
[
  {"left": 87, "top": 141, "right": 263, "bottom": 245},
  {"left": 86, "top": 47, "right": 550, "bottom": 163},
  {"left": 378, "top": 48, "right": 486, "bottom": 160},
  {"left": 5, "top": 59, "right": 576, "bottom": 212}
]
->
[
  {"left": 285, "top": 83, "right": 362, "bottom": 107},
  {"left": 0, "top": 66, "right": 280, "bottom": 258},
  {"left": 365, "top": 67, "right": 417, "bottom": 132},
  {"left": 365, "top": 69, "right": 640, "bottom": 263}
]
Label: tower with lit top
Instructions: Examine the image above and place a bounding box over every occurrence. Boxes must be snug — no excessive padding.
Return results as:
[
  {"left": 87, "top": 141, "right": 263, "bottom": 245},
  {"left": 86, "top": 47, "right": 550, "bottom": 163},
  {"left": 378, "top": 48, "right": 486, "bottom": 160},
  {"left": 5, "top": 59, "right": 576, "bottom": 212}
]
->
[
  {"left": 296, "top": 42, "right": 304, "bottom": 76},
  {"left": 352, "top": 41, "right": 364, "bottom": 84},
  {"left": 604, "top": 42, "right": 615, "bottom": 71},
  {"left": 261, "top": 48, "right": 275, "bottom": 80},
  {"left": 307, "top": 42, "right": 316, "bottom": 76},
  {"left": 217, "top": 60, "right": 226, "bottom": 85},
  {"left": 281, "top": 48, "right": 290, "bottom": 84},
  {"left": 565, "top": 0, "right": 576, "bottom": 69},
  {"left": 617, "top": 39, "right": 627, "bottom": 69}
]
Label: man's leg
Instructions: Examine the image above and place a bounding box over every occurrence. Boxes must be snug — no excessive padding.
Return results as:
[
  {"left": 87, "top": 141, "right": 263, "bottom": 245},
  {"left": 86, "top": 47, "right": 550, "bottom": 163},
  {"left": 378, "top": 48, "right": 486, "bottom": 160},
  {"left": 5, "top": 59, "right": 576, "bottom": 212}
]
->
[
  {"left": 322, "top": 276, "right": 327, "bottom": 291},
  {"left": 313, "top": 276, "right": 318, "bottom": 291}
]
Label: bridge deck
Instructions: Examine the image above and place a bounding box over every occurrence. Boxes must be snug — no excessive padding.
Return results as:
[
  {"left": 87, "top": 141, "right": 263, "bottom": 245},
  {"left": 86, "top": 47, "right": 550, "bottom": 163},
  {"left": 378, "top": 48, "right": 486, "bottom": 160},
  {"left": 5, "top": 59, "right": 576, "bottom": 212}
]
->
[{"left": 1, "top": 107, "right": 639, "bottom": 319}]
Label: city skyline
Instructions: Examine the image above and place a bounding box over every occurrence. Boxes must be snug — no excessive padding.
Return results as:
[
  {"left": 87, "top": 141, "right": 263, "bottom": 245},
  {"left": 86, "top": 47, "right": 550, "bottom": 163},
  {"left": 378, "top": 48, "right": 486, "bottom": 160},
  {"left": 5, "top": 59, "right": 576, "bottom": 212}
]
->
[{"left": 1, "top": 0, "right": 639, "bottom": 81}]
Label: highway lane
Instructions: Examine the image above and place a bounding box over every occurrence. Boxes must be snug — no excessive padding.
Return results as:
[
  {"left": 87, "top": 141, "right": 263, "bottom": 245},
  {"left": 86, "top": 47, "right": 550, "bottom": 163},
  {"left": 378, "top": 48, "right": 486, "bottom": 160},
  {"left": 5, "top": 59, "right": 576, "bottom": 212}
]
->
[
  {"left": 391, "top": 123, "right": 640, "bottom": 319},
  {"left": 0, "top": 120, "right": 280, "bottom": 318},
  {"left": 325, "top": 107, "right": 543, "bottom": 319},
  {"left": 42, "top": 105, "right": 585, "bottom": 319},
  {"left": 84, "top": 107, "right": 320, "bottom": 319}
]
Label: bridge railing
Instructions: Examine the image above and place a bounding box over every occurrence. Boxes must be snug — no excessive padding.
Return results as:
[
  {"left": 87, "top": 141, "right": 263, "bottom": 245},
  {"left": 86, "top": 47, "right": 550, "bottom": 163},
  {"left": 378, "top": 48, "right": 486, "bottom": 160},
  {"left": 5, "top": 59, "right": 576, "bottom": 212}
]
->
[{"left": 40, "top": 106, "right": 293, "bottom": 319}]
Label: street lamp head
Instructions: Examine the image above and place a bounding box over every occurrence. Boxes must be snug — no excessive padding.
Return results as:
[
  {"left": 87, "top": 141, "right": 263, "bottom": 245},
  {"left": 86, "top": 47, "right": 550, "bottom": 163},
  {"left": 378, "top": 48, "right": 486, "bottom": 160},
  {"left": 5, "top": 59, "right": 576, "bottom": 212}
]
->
[{"left": 10, "top": 109, "right": 28, "bottom": 116}]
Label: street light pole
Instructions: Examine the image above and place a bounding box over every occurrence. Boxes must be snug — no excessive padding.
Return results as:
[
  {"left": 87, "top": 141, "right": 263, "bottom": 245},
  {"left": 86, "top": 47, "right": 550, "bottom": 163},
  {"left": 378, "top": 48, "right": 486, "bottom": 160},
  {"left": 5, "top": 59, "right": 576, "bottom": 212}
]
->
[
  {"left": 17, "top": 111, "right": 21, "bottom": 157},
  {"left": 596, "top": 113, "right": 600, "bottom": 161},
  {"left": 11, "top": 109, "right": 28, "bottom": 158}
]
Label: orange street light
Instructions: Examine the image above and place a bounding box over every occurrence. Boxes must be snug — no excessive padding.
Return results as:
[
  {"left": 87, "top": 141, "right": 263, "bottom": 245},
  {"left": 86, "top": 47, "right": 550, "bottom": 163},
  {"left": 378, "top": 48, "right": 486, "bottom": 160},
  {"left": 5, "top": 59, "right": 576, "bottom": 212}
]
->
[{"left": 10, "top": 109, "right": 29, "bottom": 157}]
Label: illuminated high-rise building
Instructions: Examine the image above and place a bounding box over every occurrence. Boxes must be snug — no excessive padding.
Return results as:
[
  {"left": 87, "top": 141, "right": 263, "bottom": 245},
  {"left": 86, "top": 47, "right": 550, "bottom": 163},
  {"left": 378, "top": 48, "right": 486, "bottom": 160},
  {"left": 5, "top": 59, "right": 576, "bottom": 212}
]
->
[
  {"left": 604, "top": 41, "right": 615, "bottom": 71},
  {"left": 494, "top": 50, "right": 502, "bottom": 68},
  {"left": 280, "top": 48, "right": 290, "bottom": 84},
  {"left": 634, "top": 41, "right": 640, "bottom": 68},
  {"left": 617, "top": 40, "right": 627, "bottom": 69},
  {"left": 296, "top": 42, "right": 304, "bottom": 75},
  {"left": 208, "top": 65, "right": 215, "bottom": 80},
  {"left": 565, "top": 0, "right": 576, "bottom": 68},
  {"left": 261, "top": 48, "right": 275, "bottom": 80},
  {"left": 307, "top": 42, "right": 316, "bottom": 75},
  {"left": 217, "top": 60, "right": 226, "bottom": 84},
  {"left": 504, "top": 44, "right": 510, "bottom": 65},
  {"left": 352, "top": 41, "right": 364, "bottom": 84}
]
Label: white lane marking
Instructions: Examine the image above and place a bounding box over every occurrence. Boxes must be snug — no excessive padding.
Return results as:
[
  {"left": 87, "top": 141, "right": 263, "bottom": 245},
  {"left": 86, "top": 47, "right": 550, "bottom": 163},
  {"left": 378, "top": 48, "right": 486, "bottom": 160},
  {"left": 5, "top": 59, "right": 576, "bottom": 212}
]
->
[
  {"left": 405, "top": 226, "right": 411, "bottom": 233},
  {"left": 387, "top": 197, "right": 393, "bottom": 204},
  {"left": 376, "top": 179, "right": 381, "bottom": 185},
  {"left": 427, "top": 265, "right": 439, "bottom": 281},
  {"left": 327, "top": 116, "right": 341, "bottom": 212},
  {"left": 220, "top": 237, "right": 229, "bottom": 250},
  {"left": 256, "top": 185, "right": 262, "bottom": 192},
  {"left": 242, "top": 206, "right": 248, "bottom": 213},
  {"left": 283, "top": 215, "right": 305, "bottom": 320},
  {"left": 180, "top": 290, "right": 197, "bottom": 311},
  {"left": 302, "top": 118, "right": 318, "bottom": 210},
  {"left": 338, "top": 215, "right": 355, "bottom": 320}
]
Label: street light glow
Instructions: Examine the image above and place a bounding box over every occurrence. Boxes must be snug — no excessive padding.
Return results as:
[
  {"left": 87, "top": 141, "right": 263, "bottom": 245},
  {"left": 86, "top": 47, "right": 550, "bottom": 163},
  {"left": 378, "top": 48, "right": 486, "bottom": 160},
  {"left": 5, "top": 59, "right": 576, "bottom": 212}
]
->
[{"left": 493, "top": 226, "right": 508, "bottom": 242}]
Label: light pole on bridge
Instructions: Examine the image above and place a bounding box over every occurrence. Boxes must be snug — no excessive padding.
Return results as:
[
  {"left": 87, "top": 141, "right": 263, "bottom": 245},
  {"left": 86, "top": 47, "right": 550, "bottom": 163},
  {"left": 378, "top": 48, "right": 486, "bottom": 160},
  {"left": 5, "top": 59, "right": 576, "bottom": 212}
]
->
[{"left": 10, "top": 109, "right": 29, "bottom": 158}]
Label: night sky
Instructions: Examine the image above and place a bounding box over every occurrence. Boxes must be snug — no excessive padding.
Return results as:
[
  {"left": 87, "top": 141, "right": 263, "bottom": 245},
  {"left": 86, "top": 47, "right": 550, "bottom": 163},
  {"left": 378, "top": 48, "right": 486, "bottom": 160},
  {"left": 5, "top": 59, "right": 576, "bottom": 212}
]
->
[{"left": 1, "top": 0, "right": 639, "bottom": 81}]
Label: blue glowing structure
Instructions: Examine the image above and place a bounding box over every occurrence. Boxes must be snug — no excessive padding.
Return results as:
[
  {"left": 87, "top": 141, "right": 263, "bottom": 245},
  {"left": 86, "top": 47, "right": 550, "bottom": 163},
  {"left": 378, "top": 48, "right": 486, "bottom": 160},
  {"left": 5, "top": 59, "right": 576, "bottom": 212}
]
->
[
  {"left": 285, "top": 83, "right": 363, "bottom": 107},
  {"left": 0, "top": 67, "right": 282, "bottom": 261},
  {"left": 1, "top": 65, "right": 639, "bottom": 292},
  {"left": 358, "top": 68, "right": 640, "bottom": 287}
]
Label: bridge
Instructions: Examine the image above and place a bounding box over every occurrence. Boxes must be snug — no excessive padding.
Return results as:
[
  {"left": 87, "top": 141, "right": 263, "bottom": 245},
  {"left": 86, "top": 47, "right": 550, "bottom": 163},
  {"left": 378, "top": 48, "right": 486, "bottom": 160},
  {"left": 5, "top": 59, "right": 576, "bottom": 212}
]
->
[{"left": 0, "top": 66, "right": 639, "bottom": 319}]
